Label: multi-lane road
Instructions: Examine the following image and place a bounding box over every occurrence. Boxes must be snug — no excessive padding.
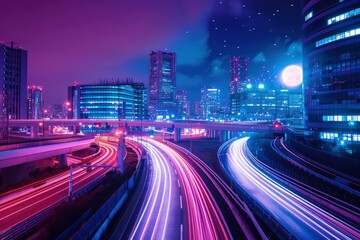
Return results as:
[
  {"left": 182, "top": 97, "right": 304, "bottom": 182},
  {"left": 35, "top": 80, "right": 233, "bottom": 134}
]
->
[
  {"left": 0, "top": 142, "right": 118, "bottom": 235},
  {"left": 222, "top": 137, "right": 360, "bottom": 239},
  {"left": 110, "top": 137, "right": 266, "bottom": 239}
]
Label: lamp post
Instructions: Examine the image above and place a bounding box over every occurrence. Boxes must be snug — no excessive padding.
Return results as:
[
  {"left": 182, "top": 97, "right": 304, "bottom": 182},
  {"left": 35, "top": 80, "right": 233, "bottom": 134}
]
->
[
  {"left": 65, "top": 101, "right": 71, "bottom": 119},
  {"left": 39, "top": 121, "right": 44, "bottom": 139}
]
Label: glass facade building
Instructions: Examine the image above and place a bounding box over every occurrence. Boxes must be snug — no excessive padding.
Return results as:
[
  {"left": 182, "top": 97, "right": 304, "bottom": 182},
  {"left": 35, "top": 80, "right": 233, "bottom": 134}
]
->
[
  {"left": 302, "top": 0, "right": 360, "bottom": 155},
  {"left": 149, "top": 51, "right": 177, "bottom": 119},
  {"left": 229, "top": 57, "right": 249, "bottom": 119},
  {"left": 27, "top": 85, "right": 43, "bottom": 119},
  {"left": 0, "top": 42, "right": 27, "bottom": 120},
  {"left": 200, "top": 87, "right": 221, "bottom": 120},
  {"left": 68, "top": 81, "right": 147, "bottom": 120}
]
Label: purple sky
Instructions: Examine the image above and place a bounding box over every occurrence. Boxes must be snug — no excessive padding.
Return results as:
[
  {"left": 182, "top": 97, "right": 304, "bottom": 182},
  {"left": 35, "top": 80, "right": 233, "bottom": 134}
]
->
[
  {"left": 1, "top": 0, "right": 302, "bottom": 106},
  {"left": 1, "top": 0, "right": 212, "bottom": 105}
]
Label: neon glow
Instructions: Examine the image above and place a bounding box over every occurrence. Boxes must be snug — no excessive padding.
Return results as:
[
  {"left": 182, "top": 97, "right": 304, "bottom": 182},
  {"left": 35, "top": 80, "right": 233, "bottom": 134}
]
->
[{"left": 281, "top": 65, "right": 303, "bottom": 87}]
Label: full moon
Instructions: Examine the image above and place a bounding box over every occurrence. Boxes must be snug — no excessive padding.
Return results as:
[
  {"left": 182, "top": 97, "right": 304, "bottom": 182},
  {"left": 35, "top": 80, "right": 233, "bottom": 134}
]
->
[{"left": 281, "top": 65, "right": 303, "bottom": 87}]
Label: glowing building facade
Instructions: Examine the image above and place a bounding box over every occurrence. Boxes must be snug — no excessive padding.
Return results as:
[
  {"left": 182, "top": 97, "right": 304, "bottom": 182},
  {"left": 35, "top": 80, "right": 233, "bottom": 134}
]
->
[
  {"left": 68, "top": 80, "right": 147, "bottom": 120},
  {"left": 0, "top": 42, "right": 27, "bottom": 120},
  {"left": 27, "top": 86, "right": 43, "bottom": 119},
  {"left": 302, "top": 0, "right": 360, "bottom": 155},
  {"left": 149, "top": 51, "right": 177, "bottom": 119},
  {"left": 229, "top": 57, "right": 249, "bottom": 118},
  {"left": 201, "top": 87, "right": 221, "bottom": 120}
]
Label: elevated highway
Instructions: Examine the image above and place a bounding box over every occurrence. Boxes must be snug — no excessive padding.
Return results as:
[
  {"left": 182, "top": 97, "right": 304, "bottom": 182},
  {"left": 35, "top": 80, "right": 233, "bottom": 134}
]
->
[{"left": 3, "top": 119, "right": 286, "bottom": 142}]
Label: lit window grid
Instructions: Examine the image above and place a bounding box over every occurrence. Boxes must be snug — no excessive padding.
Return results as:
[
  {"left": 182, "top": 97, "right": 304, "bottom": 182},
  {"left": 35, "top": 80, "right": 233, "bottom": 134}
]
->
[
  {"left": 316, "top": 27, "right": 360, "bottom": 47},
  {"left": 320, "top": 132, "right": 360, "bottom": 142},
  {"left": 328, "top": 8, "right": 360, "bottom": 25},
  {"left": 322, "top": 115, "right": 360, "bottom": 121}
]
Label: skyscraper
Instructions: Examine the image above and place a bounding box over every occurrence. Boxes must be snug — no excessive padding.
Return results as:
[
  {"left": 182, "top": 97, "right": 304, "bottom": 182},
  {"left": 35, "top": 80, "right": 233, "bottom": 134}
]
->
[
  {"left": 229, "top": 56, "right": 249, "bottom": 94},
  {"left": 0, "top": 42, "right": 27, "bottom": 120},
  {"left": 201, "top": 87, "right": 221, "bottom": 120},
  {"left": 27, "top": 85, "right": 43, "bottom": 119},
  {"left": 302, "top": 0, "right": 360, "bottom": 156},
  {"left": 229, "top": 57, "right": 249, "bottom": 119},
  {"left": 149, "top": 50, "right": 176, "bottom": 119}
]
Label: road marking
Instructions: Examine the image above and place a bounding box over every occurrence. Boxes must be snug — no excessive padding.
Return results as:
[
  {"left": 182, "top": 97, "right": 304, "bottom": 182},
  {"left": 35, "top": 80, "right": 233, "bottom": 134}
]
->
[
  {"left": 174, "top": 169, "right": 177, "bottom": 175},
  {"left": 179, "top": 195, "right": 183, "bottom": 209},
  {"left": 180, "top": 224, "right": 183, "bottom": 240},
  {"left": 177, "top": 179, "right": 181, "bottom": 188}
]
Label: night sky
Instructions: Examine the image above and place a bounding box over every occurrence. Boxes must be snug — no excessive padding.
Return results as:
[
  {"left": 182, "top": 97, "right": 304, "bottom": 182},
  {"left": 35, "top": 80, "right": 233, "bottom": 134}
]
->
[{"left": 0, "top": 0, "right": 302, "bottom": 105}]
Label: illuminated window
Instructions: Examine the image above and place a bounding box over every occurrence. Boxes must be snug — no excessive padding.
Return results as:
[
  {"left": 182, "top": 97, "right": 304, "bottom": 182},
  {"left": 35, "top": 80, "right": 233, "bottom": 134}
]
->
[
  {"left": 328, "top": 8, "right": 360, "bottom": 25},
  {"left": 316, "top": 27, "right": 360, "bottom": 47},
  {"left": 305, "top": 11, "right": 313, "bottom": 21}
]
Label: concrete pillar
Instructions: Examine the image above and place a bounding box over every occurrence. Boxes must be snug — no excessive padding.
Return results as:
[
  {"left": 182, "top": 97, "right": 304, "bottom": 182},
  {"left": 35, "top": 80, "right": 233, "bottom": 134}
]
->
[
  {"left": 174, "top": 127, "right": 181, "bottom": 142},
  {"left": 30, "top": 126, "right": 39, "bottom": 139},
  {"left": 117, "top": 137, "right": 125, "bottom": 174},
  {"left": 60, "top": 154, "right": 67, "bottom": 166},
  {"left": 219, "top": 130, "right": 231, "bottom": 142}
]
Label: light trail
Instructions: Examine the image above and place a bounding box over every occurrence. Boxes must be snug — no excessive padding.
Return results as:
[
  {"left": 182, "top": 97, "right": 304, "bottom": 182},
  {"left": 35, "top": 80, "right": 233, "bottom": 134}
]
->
[
  {"left": 0, "top": 142, "right": 118, "bottom": 233},
  {"left": 128, "top": 138, "right": 175, "bottom": 240},
  {"left": 225, "top": 137, "right": 360, "bottom": 239},
  {"left": 148, "top": 139, "right": 231, "bottom": 240},
  {"left": 274, "top": 137, "right": 360, "bottom": 190}
]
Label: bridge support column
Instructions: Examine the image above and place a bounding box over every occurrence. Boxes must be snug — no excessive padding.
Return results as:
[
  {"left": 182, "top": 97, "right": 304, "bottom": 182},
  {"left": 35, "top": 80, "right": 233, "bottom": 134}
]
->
[
  {"left": 174, "top": 127, "right": 181, "bottom": 142},
  {"left": 219, "top": 130, "right": 230, "bottom": 142},
  {"left": 117, "top": 137, "right": 125, "bottom": 174},
  {"left": 210, "top": 130, "right": 217, "bottom": 138},
  {"left": 30, "top": 126, "right": 39, "bottom": 139},
  {"left": 60, "top": 154, "right": 67, "bottom": 166}
]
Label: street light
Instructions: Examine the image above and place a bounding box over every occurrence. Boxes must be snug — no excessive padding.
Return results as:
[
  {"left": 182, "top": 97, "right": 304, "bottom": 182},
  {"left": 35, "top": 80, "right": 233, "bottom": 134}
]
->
[
  {"left": 38, "top": 121, "right": 44, "bottom": 139},
  {"left": 65, "top": 101, "right": 71, "bottom": 119}
]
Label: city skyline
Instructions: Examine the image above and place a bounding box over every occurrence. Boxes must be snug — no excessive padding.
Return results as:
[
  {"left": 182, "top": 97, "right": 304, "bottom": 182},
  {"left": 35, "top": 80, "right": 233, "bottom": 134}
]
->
[{"left": 0, "top": 0, "right": 302, "bottom": 105}]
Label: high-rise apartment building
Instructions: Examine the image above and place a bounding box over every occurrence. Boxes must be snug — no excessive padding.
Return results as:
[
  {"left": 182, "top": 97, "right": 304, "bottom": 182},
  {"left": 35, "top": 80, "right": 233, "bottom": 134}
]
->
[
  {"left": 302, "top": 0, "right": 360, "bottom": 155},
  {"left": 229, "top": 57, "right": 249, "bottom": 118},
  {"left": 201, "top": 87, "right": 221, "bottom": 120},
  {"left": 0, "top": 42, "right": 27, "bottom": 120},
  {"left": 27, "top": 85, "right": 43, "bottom": 119},
  {"left": 68, "top": 80, "right": 148, "bottom": 120},
  {"left": 149, "top": 50, "right": 176, "bottom": 119}
]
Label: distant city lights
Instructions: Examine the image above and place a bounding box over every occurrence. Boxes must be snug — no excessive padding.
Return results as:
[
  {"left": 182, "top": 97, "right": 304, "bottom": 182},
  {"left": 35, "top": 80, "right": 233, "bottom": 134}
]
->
[{"left": 281, "top": 65, "right": 303, "bottom": 87}]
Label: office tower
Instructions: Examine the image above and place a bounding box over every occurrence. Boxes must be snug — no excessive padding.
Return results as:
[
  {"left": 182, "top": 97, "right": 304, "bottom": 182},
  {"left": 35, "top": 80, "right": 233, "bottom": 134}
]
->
[
  {"left": 149, "top": 50, "right": 177, "bottom": 120},
  {"left": 201, "top": 87, "right": 221, "bottom": 120},
  {"left": 229, "top": 57, "right": 249, "bottom": 119},
  {"left": 302, "top": 0, "right": 360, "bottom": 155},
  {"left": 193, "top": 101, "right": 201, "bottom": 119},
  {"left": 68, "top": 79, "right": 148, "bottom": 120},
  {"left": 0, "top": 42, "right": 27, "bottom": 120},
  {"left": 27, "top": 85, "right": 43, "bottom": 119},
  {"left": 238, "top": 82, "right": 303, "bottom": 121},
  {"left": 176, "top": 90, "right": 190, "bottom": 119}
]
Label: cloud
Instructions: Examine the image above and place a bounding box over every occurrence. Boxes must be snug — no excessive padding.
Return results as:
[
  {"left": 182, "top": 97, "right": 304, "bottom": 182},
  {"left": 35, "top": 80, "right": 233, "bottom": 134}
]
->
[
  {"left": 287, "top": 40, "right": 302, "bottom": 56},
  {"left": 253, "top": 52, "right": 266, "bottom": 62}
]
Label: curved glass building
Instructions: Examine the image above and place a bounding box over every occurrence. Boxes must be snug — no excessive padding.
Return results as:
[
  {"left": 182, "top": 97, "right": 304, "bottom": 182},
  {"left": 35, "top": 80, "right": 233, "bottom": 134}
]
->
[
  {"left": 302, "top": 0, "right": 360, "bottom": 156},
  {"left": 68, "top": 81, "right": 147, "bottom": 120}
]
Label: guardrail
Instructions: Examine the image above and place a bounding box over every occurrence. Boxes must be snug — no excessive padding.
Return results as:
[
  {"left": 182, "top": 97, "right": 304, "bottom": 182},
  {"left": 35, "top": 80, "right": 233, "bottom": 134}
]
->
[
  {"left": 70, "top": 143, "right": 145, "bottom": 239},
  {"left": 271, "top": 139, "right": 360, "bottom": 197},
  {"left": 0, "top": 139, "right": 132, "bottom": 240}
]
